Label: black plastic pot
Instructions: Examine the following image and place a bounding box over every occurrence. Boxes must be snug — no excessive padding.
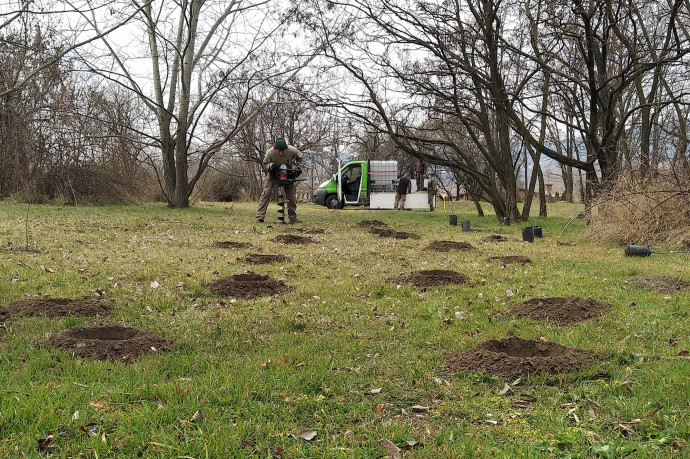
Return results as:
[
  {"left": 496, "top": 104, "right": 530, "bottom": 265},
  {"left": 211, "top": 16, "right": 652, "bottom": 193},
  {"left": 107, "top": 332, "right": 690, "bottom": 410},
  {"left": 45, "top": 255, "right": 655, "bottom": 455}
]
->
[
  {"left": 449, "top": 215, "right": 458, "bottom": 226},
  {"left": 503, "top": 217, "right": 511, "bottom": 226},
  {"left": 533, "top": 226, "right": 543, "bottom": 238},
  {"left": 624, "top": 245, "right": 652, "bottom": 257},
  {"left": 461, "top": 220, "right": 471, "bottom": 232},
  {"left": 522, "top": 226, "right": 534, "bottom": 242}
]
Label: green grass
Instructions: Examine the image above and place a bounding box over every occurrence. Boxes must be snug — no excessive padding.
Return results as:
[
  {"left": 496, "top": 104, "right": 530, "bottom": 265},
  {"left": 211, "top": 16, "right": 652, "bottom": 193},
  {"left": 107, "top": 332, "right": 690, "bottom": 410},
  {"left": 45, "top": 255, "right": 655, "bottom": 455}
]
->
[{"left": 0, "top": 200, "right": 688, "bottom": 458}]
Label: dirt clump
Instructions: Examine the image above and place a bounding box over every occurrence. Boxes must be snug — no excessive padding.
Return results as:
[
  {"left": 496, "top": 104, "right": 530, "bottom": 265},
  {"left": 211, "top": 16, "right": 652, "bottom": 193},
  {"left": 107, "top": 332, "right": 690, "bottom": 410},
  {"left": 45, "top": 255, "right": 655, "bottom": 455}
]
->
[
  {"left": 628, "top": 275, "right": 690, "bottom": 294},
  {"left": 502, "top": 296, "right": 610, "bottom": 326},
  {"left": 446, "top": 336, "right": 594, "bottom": 379},
  {"left": 481, "top": 235, "right": 509, "bottom": 243},
  {"left": 275, "top": 234, "right": 314, "bottom": 244},
  {"left": 2, "top": 298, "right": 111, "bottom": 318},
  {"left": 489, "top": 255, "right": 532, "bottom": 265},
  {"left": 48, "top": 325, "right": 170, "bottom": 360},
  {"left": 213, "top": 241, "right": 252, "bottom": 249},
  {"left": 403, "top": 270, "right": 469, "bottom": 287},
  {"left": 357, "top": 220, "right": 388, "bottom": 228},
  {"left": 240, "top": 253, "right": 290, "bottom": 264},
  {"left": 370, "top": 228, "right": 420, "bottom": 240},
  {"left": 207, "top": 272, "right": 290, "bottom": 299},
  {"left": 426, "top": 241, "right": 474, "bottom": 251}
]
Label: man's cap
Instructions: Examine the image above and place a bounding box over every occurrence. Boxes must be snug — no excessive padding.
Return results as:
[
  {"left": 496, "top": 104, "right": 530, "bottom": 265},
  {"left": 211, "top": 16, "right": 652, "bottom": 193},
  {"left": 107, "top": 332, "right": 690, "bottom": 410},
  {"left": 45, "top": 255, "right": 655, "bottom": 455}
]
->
[{"left": 275, "top": 137, "right": 287, "bottom": 151}]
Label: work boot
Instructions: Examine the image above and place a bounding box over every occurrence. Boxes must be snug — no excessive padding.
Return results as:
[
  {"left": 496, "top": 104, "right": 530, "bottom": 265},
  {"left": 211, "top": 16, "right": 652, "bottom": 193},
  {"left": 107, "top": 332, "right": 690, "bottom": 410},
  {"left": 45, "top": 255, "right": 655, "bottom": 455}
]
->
[
  {"left": 257, "top": 218, "right": 264, "bottom": 223},
  {"left": 289, "top": 219, "right": 301, "bottom": 224}
]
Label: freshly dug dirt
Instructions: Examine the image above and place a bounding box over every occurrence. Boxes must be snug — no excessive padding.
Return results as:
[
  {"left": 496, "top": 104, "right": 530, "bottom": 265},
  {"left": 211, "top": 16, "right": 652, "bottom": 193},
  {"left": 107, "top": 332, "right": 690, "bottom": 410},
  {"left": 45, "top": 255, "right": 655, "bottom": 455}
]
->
[
  {"left": 240, "top": 253, "right": 290, "bottom": 264},
  {"left": 488, "top": 255, "right": 532, "bottom": 265},
  {"left": 403, "top": 270, "right": 469, "bottom": 287},
  {"left": 48, "top": 325, "right": 170, "bottom": 360},
  {"left": 481, "top": 235, "right": 509, "bottom": 243},
  {"left": 426, "top": 241, "right": 474, "bottom": 251},
  {"left": 207, "top": 272, "right": 290, "bottom": 298},
  {"left": 446, "top": 336, "right": 594, "bottom": 379},
  {"left": 213, "top": 241, "right": 252, "bottom": 249},
  {"left": 357, "top": 220, "right": 388, "bottom": 228},
  {"left": 502, "top": 296, "right": 610, "bottom": 326},
  {"left": 2, "top": 298, "right": 111, "bottom": 318},
  {"left": 628, "top": 275, "right": 690, "bottom": 294},
  {"left": 370, "top": 228, "right": 420, "bottom": 240},
  {"left": 275, "top": 234, "right": 314, "bottom": 244}
]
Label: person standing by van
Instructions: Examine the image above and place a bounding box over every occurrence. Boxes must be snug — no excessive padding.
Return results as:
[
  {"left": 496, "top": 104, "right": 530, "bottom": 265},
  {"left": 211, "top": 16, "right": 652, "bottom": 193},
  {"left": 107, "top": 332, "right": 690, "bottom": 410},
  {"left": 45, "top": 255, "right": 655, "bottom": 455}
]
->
[
  {"left": 427, "top": 172, "right": 439, "bottom": 211},
  {"left": 394, "top": 172, "right": 412, "bottom": 210}
]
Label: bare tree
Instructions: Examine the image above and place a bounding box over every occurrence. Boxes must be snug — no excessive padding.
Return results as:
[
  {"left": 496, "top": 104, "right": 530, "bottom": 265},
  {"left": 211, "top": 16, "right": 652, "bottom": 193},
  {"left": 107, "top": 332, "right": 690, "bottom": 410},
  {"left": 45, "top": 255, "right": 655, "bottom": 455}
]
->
[{"left": 74, "top": 0, "right": 325, "bottom": 207}]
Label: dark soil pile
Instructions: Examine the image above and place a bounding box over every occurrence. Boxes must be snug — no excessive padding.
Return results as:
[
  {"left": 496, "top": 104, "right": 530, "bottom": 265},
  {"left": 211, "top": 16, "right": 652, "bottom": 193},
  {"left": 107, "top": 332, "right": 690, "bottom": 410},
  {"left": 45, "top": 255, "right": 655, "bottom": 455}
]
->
[
  {"left": 481, "top": 235, "right": 508, "bottom": 243},
  {"left": 426, "top": 241, "right": 474, "bottom": 251},
  {"left": 446, "top": 336, "right": 594, "bottom": 379},
  {"left": 207, "top": 272, "right": 290, "bottom": 298},
  {"left": 2, "top": 298, "right": 111, "bottom": 318},
  {"left": 48, "top": 326, "right": 170, "bottom": 360},
  {"left": 628, "top": 275, "right": 690, "bottom": 294},
  {"left": 403, "top": 270, "right": 469, "bottom": 287},
  {"left": 357, "top": 220, "right": 388, "bottom": 228},
  {"left": 502, "top": 296, "right": 610, "bottom": 325},
  {"left": 240, "top": 253, "right": 290, "bottom": 264},
  {"left": 370, "top": 228, "right": 420, "bottom": 240},
  {"left": 213, "top": 241, "right": 252, "bottom": 249},
  {"left": 275, "top": 234, "right": 314, "bottom": 244},
  {"left": 489, "top": 255, "right": 532, "bottom": 265}
]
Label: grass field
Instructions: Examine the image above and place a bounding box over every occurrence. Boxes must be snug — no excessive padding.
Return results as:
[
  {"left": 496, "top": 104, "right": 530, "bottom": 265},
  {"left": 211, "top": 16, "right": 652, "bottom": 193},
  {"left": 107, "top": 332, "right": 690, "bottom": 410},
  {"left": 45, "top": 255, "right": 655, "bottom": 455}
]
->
[{"left": 0, "top": 200, "right": 688, "bottom": 458}]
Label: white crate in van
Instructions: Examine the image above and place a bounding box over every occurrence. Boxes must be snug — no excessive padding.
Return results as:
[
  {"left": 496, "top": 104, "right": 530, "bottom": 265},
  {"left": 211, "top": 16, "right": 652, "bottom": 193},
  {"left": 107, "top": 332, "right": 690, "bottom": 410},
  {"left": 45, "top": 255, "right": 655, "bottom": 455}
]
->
[{"left": 369, "top": 161, "right": 398, "bottom": 189}]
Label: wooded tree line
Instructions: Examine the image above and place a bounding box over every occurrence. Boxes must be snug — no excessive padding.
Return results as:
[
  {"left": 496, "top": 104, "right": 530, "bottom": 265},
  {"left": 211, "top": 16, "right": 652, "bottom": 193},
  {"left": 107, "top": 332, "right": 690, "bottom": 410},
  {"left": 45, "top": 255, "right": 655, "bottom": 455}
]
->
[{"left": 1, "top": 0, "right": 688, "bottom": 220}]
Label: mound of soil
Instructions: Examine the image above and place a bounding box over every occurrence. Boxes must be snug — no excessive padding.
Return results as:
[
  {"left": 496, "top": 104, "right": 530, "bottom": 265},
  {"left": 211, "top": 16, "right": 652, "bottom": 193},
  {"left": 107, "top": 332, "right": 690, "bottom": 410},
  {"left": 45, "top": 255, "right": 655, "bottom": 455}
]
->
[
  {"left": 213, "top": 241, "right": 252, "bottom": 249},
  {"left": 370, "top": 228, "right": 421, "bottom": 240},
  {"left": 502, "top": 296, "right": 610, "bottom": 326},
  {"left": 446, "top": 336, "right": 594, "bottom": 379},
  {"left": 48, "top": 325, "right": 170, "bottom": 360},
  {"left": 628, "top": 275, "right": 690, "bottom": 294},
  {"left": 403, "top": 270, "right": 469, "bottom": 287},
  {"left": 489, "top": 255, "right": 532, "bottom": 265},
  {"left": 426, "top": 241, "right": 474, "bottom": 251},
  {"left": 357, "top": 220, "right": 388, "bottom": 228},
  {"left": 275, "top": 234, "right": 314, "bottom": 244},
  {"left": 240, "top": 253, "right": 290, "bottom": 264},
  {"left": 2, "top": 298, "right": 111, "bottom": 318},
  {"left": 207, "top": 272, "right": 290, "bottom": 299},
  {"left": 481, "top": 235, "right": 508, "bottom": 243}
]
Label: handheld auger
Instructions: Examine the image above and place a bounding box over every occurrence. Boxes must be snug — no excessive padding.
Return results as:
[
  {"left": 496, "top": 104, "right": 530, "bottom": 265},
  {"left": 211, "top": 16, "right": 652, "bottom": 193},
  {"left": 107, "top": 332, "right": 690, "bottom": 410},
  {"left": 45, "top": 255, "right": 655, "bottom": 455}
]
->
[{"left": 270, "top": 164, "right": 303, "bottom": 223}]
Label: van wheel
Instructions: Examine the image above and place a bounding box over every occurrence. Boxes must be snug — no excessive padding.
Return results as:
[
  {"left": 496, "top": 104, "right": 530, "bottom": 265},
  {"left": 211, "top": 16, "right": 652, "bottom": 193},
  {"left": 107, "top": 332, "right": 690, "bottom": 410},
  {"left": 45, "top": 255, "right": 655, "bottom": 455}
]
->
[{"left": 326, "top": 195, "right": 343, "bottom": 209}]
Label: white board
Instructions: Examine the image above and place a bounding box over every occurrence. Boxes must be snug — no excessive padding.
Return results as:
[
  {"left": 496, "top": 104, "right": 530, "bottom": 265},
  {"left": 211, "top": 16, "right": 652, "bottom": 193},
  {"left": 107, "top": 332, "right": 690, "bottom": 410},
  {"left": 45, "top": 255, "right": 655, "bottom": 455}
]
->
[{"left": 369, "top": 192, "right": 433, "bottom": 210}]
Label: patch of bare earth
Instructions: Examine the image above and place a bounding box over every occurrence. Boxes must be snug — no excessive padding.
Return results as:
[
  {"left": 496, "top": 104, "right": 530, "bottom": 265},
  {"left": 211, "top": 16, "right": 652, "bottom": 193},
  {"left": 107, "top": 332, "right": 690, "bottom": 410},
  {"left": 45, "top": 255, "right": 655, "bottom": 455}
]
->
[
  {"left": 357, "top": 220, "right": 388, "bottom": 228},
  {"left": 403, "top": 270, "right": 469, "bottom": 287},
  {"left": 426, "top": 241, "right": 474, "bottom": 251},
  {"left": 488, "top": 255, "right": 532, "bottom": 265},
  {"left": 207, "top": 272, "right": 290, "bottom": 299},
  {"left": 48, "top": 326, "right": 170, "bottom": 360},
  {"left": 481, "top": 235, "right": 509, "bottom": 243},
  {"left": 446, "top": 336, "right": 594, "bottom": 379},
  {"left": 275, "top": 234, "right": 314, "bottom": 244},
  {"left": 370, "top": 228, "right": 421, "bottom": 240},
  {"left": 628, "top": 275, "right": 690, "bottom": 294},
  {"left": 213, "top": 241, "right": 252, "bottom": 249},
  {"left": 240, "top": 253, "right": 290, "bottom": 264},
  {"left": 502, "top": 296, "right": 610, "bottom": 325},
  {"left": 2, "top": 298, "right": 111, "bottom": 318}
]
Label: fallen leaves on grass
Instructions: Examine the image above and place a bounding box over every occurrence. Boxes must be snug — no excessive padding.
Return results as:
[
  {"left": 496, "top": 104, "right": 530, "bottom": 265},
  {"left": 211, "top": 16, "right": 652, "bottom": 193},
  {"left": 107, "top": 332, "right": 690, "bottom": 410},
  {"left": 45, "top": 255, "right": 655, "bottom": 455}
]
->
[
  {"left": 380, "top": 439, "right": 401, "bottom": 459},
  {"left": 296, "top": 430, "right": 317, "bottom": 442},
  {"left": 37, "top": 435, "right": 56, "bottom": 454}
]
